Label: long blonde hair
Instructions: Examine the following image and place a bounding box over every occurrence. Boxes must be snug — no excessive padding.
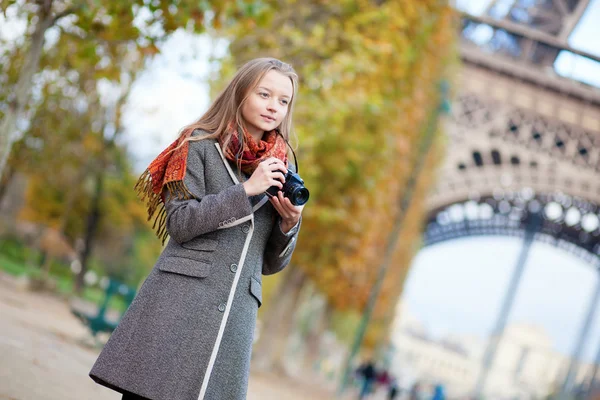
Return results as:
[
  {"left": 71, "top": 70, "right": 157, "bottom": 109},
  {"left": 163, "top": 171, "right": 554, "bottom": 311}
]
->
[{"left": 177, "top": 57, "right": 299, "bottom": 152}]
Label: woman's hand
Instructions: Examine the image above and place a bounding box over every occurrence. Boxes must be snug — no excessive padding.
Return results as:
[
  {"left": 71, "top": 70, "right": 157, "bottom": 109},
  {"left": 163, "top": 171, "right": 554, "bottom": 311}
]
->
[
  {"left": 243, "top": 157, "right": 288, "bottom": 197},
  {"left": 270, "top": 191, "right": 305, "bottom": 233}
]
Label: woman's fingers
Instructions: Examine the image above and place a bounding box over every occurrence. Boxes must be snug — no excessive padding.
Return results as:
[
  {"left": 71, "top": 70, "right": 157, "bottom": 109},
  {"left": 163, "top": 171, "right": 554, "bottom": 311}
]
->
[
  {"left": 263, "top": 157, "right": 283, "bottom": 166},
  {"left": 247, "top": 158, "right": 289, "bottom": 196},
  {"left": 269, "top": 193, "right": 285, "bottom": 215},
  {"left": 271, "top": 191, "right": 285, "bottom": 207},
  {"left": 271, "top": 171, "right": 286, "bottom": 184},
  {"left": 277, "top": 192, "right": 295, "bottom": 214},
  {"left": 271, "top": 191, "right": 304, "bottom": 224},
  {"left": 271, "top": 178, "right": 283, "bottom": 189},
  {"left": 259, "top": 159, "right": 287, "bottom": 178},
  {"left": 277, "top": 192, "right": 289, "bottom": 208},
  {"left": 264, "top": 158, "right": 287, "bottom": 173}
]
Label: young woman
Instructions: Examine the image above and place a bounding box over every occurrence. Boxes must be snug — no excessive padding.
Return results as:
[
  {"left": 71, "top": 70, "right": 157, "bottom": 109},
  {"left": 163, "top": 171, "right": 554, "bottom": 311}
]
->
[{"left": 90, "top": 58, "right": 304, "bottom": 400}]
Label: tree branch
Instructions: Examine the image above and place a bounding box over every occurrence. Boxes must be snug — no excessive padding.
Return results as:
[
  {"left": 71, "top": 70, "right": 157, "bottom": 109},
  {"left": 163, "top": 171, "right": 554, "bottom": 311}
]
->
[{"left": 52, "top": 6, "right": 80, "bottom": 26}]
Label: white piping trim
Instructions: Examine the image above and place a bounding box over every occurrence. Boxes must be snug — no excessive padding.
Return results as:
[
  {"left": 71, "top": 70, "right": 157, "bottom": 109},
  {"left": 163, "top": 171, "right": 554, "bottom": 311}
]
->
[
  {"left": 198, "top": 217, "right": 254, "bottom": 400},
  {"left": 217, "top": 214, "right": 252, "bottom": 230},
  {"left": 214, "top": 143, "right": 239, "bottom": 184},
  {"left": 279, "top": 237, "right": 295, "bottom": 258}
]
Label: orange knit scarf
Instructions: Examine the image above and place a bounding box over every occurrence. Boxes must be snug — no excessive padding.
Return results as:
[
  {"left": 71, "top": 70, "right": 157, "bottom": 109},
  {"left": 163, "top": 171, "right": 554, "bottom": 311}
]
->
[
  {"left": 135, "top": 125, "right": 287, "bottom": 242},
  {"left": 220, "top": 126, "right": 287, "bottom": 175}
]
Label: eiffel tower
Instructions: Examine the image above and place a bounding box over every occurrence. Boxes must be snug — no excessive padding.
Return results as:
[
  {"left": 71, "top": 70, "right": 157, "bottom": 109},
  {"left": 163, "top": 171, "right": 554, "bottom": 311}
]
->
[{"left": 423, "top": 1, "right": 600, "bottom": 397}]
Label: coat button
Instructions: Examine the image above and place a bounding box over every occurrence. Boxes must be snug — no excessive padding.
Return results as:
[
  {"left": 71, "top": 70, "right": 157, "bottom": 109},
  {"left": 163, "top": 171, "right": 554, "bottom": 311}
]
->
[
  {"left": 241, "top": 224, "right": 250, "bottom": 233},
  {"left": 230, "top": 264, "right": 238, "bottom": 273},
  {"left": 218, "top": 303, "right": 226, "bottom": 312}
]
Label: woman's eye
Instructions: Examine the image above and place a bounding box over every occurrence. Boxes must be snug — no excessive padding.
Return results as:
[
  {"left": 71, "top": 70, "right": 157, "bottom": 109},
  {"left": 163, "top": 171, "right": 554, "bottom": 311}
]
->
[
  {"left": 259, "top": 92, "right": 269, "bottom": 98},
  {"left": 281, "top": 100, "right": 289, "bottom": 105}
]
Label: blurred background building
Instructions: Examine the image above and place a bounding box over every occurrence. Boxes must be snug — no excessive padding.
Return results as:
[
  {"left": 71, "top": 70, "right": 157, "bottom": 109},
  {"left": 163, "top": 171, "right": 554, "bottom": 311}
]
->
[{"left": 392, "top": 303, "right": 598, "bottom": 399}]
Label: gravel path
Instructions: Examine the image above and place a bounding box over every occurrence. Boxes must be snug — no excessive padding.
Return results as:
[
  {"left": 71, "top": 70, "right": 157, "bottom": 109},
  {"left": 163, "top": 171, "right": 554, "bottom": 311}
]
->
[{"left": 0, "top": 273, "right": 342, "bottom": 400}]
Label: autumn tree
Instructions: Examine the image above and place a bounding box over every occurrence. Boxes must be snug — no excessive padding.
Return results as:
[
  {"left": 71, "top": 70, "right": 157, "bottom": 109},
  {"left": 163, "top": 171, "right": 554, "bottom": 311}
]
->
[
  {"left": 0, "top": 0, "right": 255, "bottom": 178},
  {"left": 13, "top": 81, "right": 165, "bottom": 286},
  {"left": 217, "top": 0, "right": 457, "bottom": 371},
  {"left": 1, "top": 0, "right": 276, "bottom": 292}
]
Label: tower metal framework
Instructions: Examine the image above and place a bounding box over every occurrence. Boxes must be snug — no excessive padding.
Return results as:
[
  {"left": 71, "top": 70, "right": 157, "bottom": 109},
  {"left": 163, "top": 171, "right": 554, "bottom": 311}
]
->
[{"left": 421, "top": 2, "right": 600, "bottom": 396}]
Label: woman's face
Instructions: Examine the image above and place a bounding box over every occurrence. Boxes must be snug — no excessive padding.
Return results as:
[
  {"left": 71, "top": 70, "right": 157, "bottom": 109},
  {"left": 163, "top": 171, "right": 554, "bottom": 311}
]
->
[{"left": 241, "top": 70, "right": 293, "bottom": 141}]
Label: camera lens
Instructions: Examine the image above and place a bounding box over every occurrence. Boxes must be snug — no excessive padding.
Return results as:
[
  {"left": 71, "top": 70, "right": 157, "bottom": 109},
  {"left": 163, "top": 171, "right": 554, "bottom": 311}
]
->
[{"left": 290, "top": 187, "right": 310, "bottom": 206}]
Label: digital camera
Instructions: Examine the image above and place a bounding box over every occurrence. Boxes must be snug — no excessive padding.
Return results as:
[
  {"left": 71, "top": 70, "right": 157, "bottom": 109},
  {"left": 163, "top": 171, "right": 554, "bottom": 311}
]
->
[{"left": 266, "top": 170, "right": 310, "bottom": 206}]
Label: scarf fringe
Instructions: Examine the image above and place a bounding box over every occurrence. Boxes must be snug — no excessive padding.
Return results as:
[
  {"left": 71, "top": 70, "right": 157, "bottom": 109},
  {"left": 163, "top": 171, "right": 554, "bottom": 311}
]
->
[
  {"left": 136, "top": 125, "right": 285, "bottom": 244},
  {"left": 135, "top": 169, "right": 194, "bottom": 243}
]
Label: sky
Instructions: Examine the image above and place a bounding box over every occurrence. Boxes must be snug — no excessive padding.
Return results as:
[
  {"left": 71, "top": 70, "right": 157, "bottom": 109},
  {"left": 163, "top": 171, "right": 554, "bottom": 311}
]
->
[
  {"left": 2, "top": 0, "right": 600, "bottom": 364},
  {"left": 457, "top": 0, "right": 600, "bottom": 87},
  {"left": 402, "top": 236, "right": 600, "bottom": 361},
  {"left": 120, "top": 31, "right": 227, "bottom": 170}
]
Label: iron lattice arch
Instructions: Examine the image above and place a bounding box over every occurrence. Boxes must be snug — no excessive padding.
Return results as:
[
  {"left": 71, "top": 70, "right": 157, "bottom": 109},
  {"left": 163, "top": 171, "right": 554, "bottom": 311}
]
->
[
  {"left": 418, "top": 3, "right": 600, "bottom": 396},
  {"left": 454, "top": 93, "right": 600, "bottom": 172},
  {"left": 424, "top": 191, "right": 600, "bottom": 264},
  {"left": 428, "top": 87, "right": 600, "bottom": 212}
]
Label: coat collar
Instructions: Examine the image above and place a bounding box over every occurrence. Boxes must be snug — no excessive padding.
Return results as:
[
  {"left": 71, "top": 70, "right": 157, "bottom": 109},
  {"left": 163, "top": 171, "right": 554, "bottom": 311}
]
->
[{"left": 214, "top": 142, "right": 269, "bottom": 212}]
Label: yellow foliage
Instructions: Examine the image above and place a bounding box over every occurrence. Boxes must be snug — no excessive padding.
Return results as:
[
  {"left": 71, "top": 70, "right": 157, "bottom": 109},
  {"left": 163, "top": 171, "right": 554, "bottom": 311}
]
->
[{"left": 222, "top": 0, "right": 457, "bottom": 350}]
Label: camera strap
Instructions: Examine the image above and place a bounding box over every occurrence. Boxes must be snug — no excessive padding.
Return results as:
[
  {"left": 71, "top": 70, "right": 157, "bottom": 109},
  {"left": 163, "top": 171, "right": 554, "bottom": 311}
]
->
[{"left": 276, "top": 130, "right": 300, "bottom": 173}]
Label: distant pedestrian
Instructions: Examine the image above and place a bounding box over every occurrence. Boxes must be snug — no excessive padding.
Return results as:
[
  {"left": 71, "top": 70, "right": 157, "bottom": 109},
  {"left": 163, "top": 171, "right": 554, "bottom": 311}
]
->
[
  {"left": 410, "top": 382, "right": 422, "bottom": 400},
  {"left": 357, "top": 360, "right": 377, "bottom": 400},
  {"left": 388, "top": 378, "right": 400, "bottom": 400},
  {"left": 377, "top": 368, "right": 391, "bottom": 386},
  {"left": 431, "top": 384, "right": 446, "bottom": 400}
]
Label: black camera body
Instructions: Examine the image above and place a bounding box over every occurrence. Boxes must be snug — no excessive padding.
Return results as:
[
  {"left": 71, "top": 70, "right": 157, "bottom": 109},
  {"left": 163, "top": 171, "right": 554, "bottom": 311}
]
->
[{"left": 266, "top": 170, "right": 310, "bottom": 206}]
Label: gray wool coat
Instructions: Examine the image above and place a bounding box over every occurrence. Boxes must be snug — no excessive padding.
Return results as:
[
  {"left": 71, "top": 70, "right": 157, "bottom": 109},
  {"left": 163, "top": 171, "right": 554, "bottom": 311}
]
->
[{"left": 89, "top": 132, "right": 301, "bottom": 400}]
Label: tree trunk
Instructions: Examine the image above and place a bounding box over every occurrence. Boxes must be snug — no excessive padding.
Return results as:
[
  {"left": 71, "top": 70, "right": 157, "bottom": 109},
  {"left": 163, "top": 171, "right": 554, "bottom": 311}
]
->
[
  {"left": 0, "top": 162, "right": 15, "bottom": 207},
  {"left": 303, "top": 300, "right": 333, "bottom": 374},
  {"left": 72, "top": 89, "right": 130, "bottom": 293},
  {"left": 74, "top": 172, "right": 104, "bottom": 293},
  {"left": 253, "top": 266, "right": 307, "bottom": 374},
  {"left": 37, "top": 170, "right": 83, "bottom": 278},
  {"left": 0, "top": 1, "right": 55, "bottom": 177}
]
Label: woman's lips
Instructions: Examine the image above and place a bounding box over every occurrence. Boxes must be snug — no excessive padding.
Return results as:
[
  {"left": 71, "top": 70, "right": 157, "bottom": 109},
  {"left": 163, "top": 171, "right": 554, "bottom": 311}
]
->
[{"left": 261, "top": 115, "right": 276, "bottom": 122}]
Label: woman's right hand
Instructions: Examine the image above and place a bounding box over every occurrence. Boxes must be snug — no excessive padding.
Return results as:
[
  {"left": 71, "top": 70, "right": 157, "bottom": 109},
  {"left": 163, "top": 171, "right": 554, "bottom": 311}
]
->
[{"left": 242, "top": 157, "right": 288, "bottom": 197}]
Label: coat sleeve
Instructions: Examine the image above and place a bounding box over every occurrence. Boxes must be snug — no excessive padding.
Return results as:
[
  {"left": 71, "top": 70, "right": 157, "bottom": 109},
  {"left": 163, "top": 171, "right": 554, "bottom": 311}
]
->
[
  {"left": 164, "top": 140, "right": 253, "bottom": 244},
  {"left": 262, "top": 216, "right": 302, "bottom": 275},
  {"left": 262, "top": 161, "right": 304, "bottom": 275}
]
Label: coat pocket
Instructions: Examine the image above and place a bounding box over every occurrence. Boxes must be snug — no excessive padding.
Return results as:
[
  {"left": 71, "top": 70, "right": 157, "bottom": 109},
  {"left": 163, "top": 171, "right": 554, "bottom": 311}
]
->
[
  {"left": 181, "top": 237, "right": 219, "bottom": 251},
  {"left": 176, "top": 237, "right": 218, "bottom": 264},
  {"left": 159, "top": 256, "right": 211, "bottom": 278},
  {"left": 249, "top": 277, "right": 262, "bottom": 308}
]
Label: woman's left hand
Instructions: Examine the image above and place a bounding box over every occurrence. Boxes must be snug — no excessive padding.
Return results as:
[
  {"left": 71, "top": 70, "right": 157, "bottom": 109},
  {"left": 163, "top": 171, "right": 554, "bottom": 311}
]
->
[{"left": 270, "top": 191, "right": 305, "bottom": 233}]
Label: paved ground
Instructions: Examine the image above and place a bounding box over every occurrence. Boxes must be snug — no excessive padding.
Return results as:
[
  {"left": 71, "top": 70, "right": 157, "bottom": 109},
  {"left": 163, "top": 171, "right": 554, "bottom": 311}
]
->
[{"left": 0, "top": 272, "right": 346, "bottom": 400}]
